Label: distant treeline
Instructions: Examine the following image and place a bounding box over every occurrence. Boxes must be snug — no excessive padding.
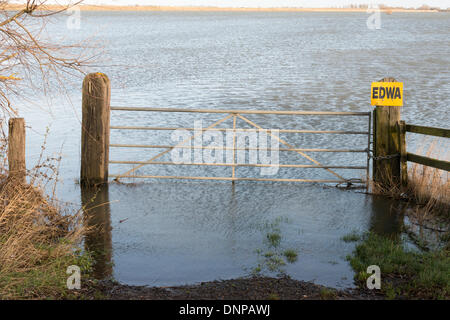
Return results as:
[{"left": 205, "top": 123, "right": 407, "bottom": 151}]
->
[{"left": 345, "top": 3, "right": 449, "bottom": 11}]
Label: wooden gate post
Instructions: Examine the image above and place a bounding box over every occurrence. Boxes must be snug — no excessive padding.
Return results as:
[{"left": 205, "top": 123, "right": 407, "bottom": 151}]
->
[
  {"left": 398, "top": 120, "right": 407, "bottom": 187},
  {"left": 81, "top": 185, "right": 112, "bottom": 279},
  {"left": 373, "top": 77, "right": 402, "bottom": 187},
  {"left": 8, "top": 118, "right": 26, "bottom": 184},
  {"left": 81, "top": 73, "right": 111, "bottom": 186}
]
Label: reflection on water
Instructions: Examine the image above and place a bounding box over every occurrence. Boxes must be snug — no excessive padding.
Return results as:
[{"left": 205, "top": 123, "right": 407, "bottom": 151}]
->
[
  {"left": 77, "top": 178, "right": 405, "bottom": 288},
  {"left": 105, "top": 181, "right": 399, "bottom": 288},
  {"left": 369, "top": 195, "right": 403, "bottom": 238},
  {"left": 81, "top": 185, "right": 113, "bottom": 280}
]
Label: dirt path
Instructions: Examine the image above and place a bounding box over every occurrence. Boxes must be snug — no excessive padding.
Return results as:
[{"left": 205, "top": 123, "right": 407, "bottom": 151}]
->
[{"left": 85, "top": 276, "right": 383, "bottom": 300}]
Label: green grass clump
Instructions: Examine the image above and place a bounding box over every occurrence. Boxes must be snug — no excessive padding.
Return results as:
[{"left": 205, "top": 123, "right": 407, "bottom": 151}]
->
[
  {"left": 0, "top": 251, "right": 93, "bottom": 299},
  {"left": 253, "top": 217, "right": 299, "bottom": 275},
  {"left": 341, "top": 231, "right": 361, "bottom": 243},
  {"left": 267, "top": 293, "right": 280, "bottom": 300},
  {"left": 283, "top": 249, "right": 298, "bottom": 263},
  {"left": 266, "top": 232, "right": 281, "bottom": 247},
  {"left": 319, "top": 288, "right": 337, "bottom": 300},
  {"left": 347, "top": 232, "right": 450, "bottom": 299},
  {"left": 266, "top": 256, "right": 286, "bottom": 272}
]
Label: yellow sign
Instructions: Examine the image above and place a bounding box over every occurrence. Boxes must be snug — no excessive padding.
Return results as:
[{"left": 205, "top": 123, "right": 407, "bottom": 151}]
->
[{"left": 371, "top": 82, "right": 403, "bottom": 106}]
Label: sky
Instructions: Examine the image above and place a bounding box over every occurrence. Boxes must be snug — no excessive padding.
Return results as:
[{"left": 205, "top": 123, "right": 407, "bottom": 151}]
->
[{"left": 70, "top": 1, "right": 450, "bottom": 9}]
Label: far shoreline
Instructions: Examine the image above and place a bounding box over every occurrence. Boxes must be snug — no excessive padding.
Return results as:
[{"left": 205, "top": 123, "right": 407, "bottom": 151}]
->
[{"left": 3, "top": 4, "right": 446, "bottom": 13}]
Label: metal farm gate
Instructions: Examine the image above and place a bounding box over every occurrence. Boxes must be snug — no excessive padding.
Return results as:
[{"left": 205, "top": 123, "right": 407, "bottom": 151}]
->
[
  {"left": 107, "top": 107, "right": 371, "bottom": 186},
  {"left": 79, "top": 74, "right": 449, "bottom": 189}
]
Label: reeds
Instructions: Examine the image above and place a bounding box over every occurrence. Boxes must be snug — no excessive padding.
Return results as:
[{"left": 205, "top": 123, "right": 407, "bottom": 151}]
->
[
  {"left": 370, "top": 139, "right": 449, "bottom": 219},
  {"left": 406, "top": 140, "right": 449, "bottom": 220}
]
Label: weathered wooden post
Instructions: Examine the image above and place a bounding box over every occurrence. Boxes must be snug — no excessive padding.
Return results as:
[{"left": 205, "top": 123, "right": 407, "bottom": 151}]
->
[
  {"left": 372, "top": 77, "right": 402, "bottom": 187},
  {"left": 398, "top": 120, "right": 407, "bottom": 187},
  {"left": 81, "top": 73, "right": 111, "bottom": 186},
  {"left": 81, "top": 185, "right": 112, "bottom": 279},
  {"left": 8, "top": 118, "right": 26, "bottom": 184}
]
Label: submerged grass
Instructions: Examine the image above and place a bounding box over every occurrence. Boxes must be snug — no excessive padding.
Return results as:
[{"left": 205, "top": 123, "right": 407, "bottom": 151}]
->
[
  {"left": 347, "top": 232, "right": 449, "bottom": 300},
  {"left": 266, "top": 233, "right": 281, "bottom": 247},
  {"left": 252, "top": 217, "right": 299, "bottom": 275},
  {"left": 341, "top": 231, "right": 362, "bottom": 243},
  {"left": 283, "top": 249, "right": 298, "bottom": 263}
]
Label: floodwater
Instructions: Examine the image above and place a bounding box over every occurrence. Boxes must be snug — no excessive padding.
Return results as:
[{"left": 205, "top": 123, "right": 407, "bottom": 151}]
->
[{"left": 20, "top": 11, "right": 449, "bottom": 288}]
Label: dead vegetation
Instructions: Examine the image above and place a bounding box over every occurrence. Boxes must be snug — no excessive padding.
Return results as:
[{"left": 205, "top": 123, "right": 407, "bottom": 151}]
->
[
  {"left": 0, "top": 171, "right": 92, "bottom": 299},
  {"left": 0, "top": 175, "right": 89, "bottom": 299},
  {"left": 0, "top": 128, "right": 91, "bottom": 299},
  {"left": 0, "top": 1, "right": 103, "bottom": 299},
  {"left": 370, "top": 140, "right": 449, "bottom": 218},
  {"left": 406, "top": 141, "right": 449, "bottom": 220}
]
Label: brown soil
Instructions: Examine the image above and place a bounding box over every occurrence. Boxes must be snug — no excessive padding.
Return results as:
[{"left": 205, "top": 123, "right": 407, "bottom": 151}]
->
[{"left": 83, "top": 276, "right": 384, "bottom": 300}]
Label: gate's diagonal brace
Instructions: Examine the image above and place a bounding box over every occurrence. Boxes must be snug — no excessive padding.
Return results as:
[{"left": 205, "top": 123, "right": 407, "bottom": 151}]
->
[
  {"left": 114, "top": 113, "right": 234, "bottom": 180},
  {"left": 236, "top": 113, "right": 347, "bottom": 182}
]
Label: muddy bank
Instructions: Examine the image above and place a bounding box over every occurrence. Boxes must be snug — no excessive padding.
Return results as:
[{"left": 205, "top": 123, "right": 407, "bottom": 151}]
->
[{"left": 83, "top": 276, "right": 383, "bottom": 300}]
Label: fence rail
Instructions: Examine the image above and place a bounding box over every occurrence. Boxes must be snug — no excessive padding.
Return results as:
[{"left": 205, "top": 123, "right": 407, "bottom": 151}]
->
[
  {"left": 406, "top": 124, "right": 450, "bottom": 138},
  {"left": 399, "top": 122, "right": 450, "bottom": 179},
  {"left": 406, "top": 153, "right": 450, "bottom": 172}
]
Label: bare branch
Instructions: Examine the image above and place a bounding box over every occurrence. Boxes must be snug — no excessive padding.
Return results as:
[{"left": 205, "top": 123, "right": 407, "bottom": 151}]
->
[{"left": 0, "top": 0, "right": 97, "bottom": 115}]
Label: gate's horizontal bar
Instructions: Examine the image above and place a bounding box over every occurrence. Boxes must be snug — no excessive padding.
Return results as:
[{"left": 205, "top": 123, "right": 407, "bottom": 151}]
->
[
  {"left": 111, "top": 107, "right": 371, "bottom": 116},
  {"left": 109, "top": 160, "right": 367, "bottom": 169},
  {"left": 109, "top": 144, "right": 368, "bottom": 153},
  {"left": 109, "top": 174, "right": 365, "bottom": 183},
  {"left": 110, "top": 126, "right": 368, "bottom": 135}
]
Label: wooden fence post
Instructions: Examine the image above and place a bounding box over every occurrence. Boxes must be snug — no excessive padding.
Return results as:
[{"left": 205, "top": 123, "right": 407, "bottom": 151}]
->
[
  {"left": 373, "top": 77, "right": 402, "bottom": 187},
  {"left": 8, "top": 118, "right": 26, "bottom": 184},
  {"left": 81, "top": 73, "right": 111, "bottom": 186},
  {"left": 398, "top": 120, "right": 407, "bottom": 187},
  {"left": 81, "top": 185, "right": 112, "bottom": 279}
]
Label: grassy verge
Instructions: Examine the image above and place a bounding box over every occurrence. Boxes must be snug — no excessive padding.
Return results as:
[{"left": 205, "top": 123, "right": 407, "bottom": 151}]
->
[
  {"left": 0, "top": 175, "right": 94, "bottom": 299},
  {"left": 346, "top": 232, "right": 449, "bottom": 300}
]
